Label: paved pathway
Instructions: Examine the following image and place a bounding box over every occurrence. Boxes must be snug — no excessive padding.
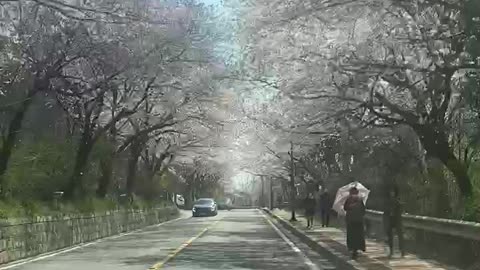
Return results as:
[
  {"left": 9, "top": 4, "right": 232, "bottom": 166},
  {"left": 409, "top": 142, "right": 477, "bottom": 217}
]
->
[
  {"left": 271, "top": 209, "right": 459, "bottom": 270},
  {"left": 0, "top": 209, "right": 336, "bottom": 270}
]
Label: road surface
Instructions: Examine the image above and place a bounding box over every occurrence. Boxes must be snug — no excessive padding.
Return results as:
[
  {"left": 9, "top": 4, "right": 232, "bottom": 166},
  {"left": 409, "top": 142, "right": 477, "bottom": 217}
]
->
[{"left": 1, "top": 209, "right": 335, "bottom": 270}]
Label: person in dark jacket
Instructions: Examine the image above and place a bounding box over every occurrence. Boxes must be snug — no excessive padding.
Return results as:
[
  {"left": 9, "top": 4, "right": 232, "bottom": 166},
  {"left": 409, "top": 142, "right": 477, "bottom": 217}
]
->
[
  {"left": 304, "top": 193, "right": 316, "bottom": 229},
  {"left": 343, "top": 187, "right": 366, "bottom": 259},
  {"left": 383, "top": 185, "right": 405, "bottom": 258},
  {"left": 320, "top": 189, "right": 331, "bottom": 227}
]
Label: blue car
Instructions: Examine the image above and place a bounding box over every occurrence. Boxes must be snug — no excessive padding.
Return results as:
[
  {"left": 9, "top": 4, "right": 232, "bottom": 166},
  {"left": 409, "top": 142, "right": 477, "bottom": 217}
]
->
[{"left": 192, "top": 198, "right": 218, "bottom": 217}]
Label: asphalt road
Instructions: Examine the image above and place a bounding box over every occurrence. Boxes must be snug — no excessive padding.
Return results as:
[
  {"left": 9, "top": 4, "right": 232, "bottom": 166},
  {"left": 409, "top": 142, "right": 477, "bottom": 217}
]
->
[{"left": 1, "top": 209, "right": 335, "bottom": 270}]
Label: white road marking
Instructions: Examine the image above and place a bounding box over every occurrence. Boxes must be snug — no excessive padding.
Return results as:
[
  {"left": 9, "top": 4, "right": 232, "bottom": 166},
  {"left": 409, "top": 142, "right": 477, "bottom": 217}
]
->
[
  {"left": 0, "top": 216, "right": 189, "bottom": 269},
  {"left": 260, "top": 210, "right": 321, "bottom": 270}
]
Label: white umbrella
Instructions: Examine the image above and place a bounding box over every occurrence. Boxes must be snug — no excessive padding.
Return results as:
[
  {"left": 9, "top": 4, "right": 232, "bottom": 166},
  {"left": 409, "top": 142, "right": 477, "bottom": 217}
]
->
[{"left": 332, "top": 181, "right": 370, "bottom": 216}]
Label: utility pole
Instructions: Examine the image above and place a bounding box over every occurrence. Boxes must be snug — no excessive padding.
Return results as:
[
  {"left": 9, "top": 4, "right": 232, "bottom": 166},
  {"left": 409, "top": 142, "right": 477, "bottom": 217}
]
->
[
  {"left": 289, "top": 141, "right": 297, "bottom": 221},
  {"left": 270, "top": 177, "right": 274, "bottom": 210},
  {"left": 261, "top": 176, "right": 265, "bottom": 208}
]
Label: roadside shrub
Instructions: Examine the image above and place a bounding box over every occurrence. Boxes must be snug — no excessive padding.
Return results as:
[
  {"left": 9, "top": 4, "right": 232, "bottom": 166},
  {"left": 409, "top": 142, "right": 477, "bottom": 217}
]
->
[
  {"left": 74, "top": 197, "right": 118, "bottom": 214},
  {"left": 4, "top": 140, "right": 75, "bottom": 201}
]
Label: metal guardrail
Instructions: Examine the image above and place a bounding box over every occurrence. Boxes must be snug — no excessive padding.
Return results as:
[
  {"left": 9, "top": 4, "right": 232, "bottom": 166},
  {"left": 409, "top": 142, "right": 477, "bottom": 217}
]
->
[{"left": 365, "top": 210, "right": 480, "bottom": 241}]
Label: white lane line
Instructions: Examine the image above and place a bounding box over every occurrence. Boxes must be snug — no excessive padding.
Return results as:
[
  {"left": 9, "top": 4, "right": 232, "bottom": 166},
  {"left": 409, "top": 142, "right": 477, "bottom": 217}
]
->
[
  {"left": 0, "top": 216, "right": 189, "bottom": 269},
  {"left": 260, "top": 211, "right": 321, "bottom": 270}
]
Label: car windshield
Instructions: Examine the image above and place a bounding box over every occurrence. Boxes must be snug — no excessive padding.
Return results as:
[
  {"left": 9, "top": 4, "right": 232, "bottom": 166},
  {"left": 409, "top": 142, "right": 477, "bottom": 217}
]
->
[{"left": 195, "top": 199, "right": 213, "bottom": 205}]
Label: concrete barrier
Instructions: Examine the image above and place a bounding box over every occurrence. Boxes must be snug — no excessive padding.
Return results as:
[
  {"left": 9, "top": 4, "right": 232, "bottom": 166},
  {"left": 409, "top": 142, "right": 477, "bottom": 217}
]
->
[
  {"left": 365, "top": 210, "right": 480, "bottom": 240},
  {"left": 364, "top": 210, "right": 480, "bottom": 269}
]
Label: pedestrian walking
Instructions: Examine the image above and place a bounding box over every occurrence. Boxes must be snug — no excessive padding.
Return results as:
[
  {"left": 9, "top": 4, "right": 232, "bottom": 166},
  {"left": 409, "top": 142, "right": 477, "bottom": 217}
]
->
[
  {"left": 383, "top": 185, "right": 405, "bottom": 258},
  {"left": 304, "top": 193, "right": 316, "bottom": 229},
  {"left": 320, "top": 188, "right": 331, "bottom": 227},
  {"left": 343, "top": 187, "right": 366, "bottom": 259}
]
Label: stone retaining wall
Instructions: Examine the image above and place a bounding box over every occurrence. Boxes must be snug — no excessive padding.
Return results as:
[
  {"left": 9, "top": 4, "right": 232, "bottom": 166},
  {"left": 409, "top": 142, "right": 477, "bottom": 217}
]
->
[{"left": 0, "top": 207, "right": 178, "bottom": 265}]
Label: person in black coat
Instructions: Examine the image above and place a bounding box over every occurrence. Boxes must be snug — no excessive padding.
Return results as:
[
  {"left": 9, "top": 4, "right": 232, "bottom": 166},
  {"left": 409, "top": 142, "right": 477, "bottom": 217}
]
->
[
  {"left": 304, "top": 193, "right": 316, "bottom": 229},
  {"left": 383, "top": 185, "right": 405, "bottom": 258},
  {"left": 320, "top": 189, "right": 331, "bottom": 227}
]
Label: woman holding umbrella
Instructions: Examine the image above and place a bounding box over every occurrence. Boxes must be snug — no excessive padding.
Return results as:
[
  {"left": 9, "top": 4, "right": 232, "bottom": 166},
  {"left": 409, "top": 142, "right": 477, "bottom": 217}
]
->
[{"left": 343, "top": 187, "right": 366, "bottom": 259}]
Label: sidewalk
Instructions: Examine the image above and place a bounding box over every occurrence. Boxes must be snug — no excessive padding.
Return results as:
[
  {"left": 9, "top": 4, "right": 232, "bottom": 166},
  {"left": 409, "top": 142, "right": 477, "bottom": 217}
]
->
[{"left": 268, "top": 209, "right": 458, "bottom": 270}]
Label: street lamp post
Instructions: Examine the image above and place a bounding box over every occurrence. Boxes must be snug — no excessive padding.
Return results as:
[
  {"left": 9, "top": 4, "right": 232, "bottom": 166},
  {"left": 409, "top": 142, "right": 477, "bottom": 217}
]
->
[
  {"left": 261, "top": 176, "right": 265, "bottom": 208},
  {"left": 289, "top": 141, "right": 297, "bottom": 222},
  {"left": 270, "top": 177, "right": 274, "bottom": 210}
]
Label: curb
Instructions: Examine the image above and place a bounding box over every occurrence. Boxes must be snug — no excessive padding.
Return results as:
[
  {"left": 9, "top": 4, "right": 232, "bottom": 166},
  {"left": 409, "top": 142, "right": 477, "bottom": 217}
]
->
[{"left": 262, "top": 208, "right": 364, "bottom": 270}]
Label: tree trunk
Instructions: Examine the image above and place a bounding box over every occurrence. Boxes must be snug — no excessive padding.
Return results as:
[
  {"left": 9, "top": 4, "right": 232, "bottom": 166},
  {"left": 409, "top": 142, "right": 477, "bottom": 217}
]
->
[
  {"left": 426, "top": 158, "right": 451, "bottom": 217},
  {"left": 0, "top": 91, "right": 35, "bottom": 191},
  {"left": 97, "top": 102, "right": 117, "bottom": 198},
  {"left": 184, "top": 182, "right": 196, "bottom": 209},
  {"left": 416, "top": 125, "right": 473, "bottom": 197},
  {"left": 145, "top": 171, "right": 155, "bottom": 200},
  {"left": 126, "top": 141, "right": 142, "bottom": 197},
  {"left": 67, "top": 138, "right": 94, "bottom": 198},
  {"left": 184, "top": 188, "right": 193, "bottom": 209},
  {"left": 440, "top": 151, "right": 472, "bottom": 197},
  {"left": 96, "top": 156, "right": 113, "bottom": 198},
  {"left": 191, "top": 186, "right": 196, "bottom": 205}
]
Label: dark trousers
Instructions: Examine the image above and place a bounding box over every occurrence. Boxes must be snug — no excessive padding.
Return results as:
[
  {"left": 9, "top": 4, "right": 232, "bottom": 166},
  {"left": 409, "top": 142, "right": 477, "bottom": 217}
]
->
[
  {"left": 384, "top": 218, "right": 405, "bottom": 255},
  {"left": 306, "top": 209, "right": 314, "bottom": 227},
  {"left": 321, "top": 209, "right": 330, "bottom": 227},
  {"left": 306, "top": 215, "right": 314, "bottom": 227}
]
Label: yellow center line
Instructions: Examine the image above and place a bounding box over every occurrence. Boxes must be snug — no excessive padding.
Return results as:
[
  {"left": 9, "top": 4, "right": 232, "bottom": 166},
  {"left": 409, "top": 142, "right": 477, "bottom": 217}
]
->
[{"left": 149, "top": 219, "right": 221, "bottom": 270}]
